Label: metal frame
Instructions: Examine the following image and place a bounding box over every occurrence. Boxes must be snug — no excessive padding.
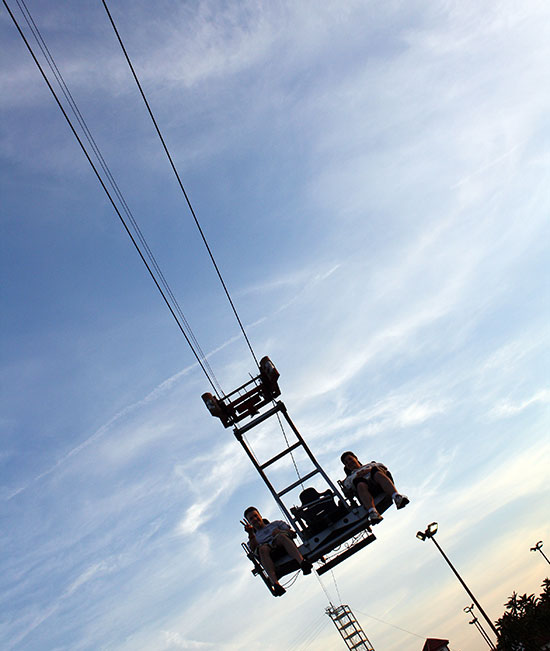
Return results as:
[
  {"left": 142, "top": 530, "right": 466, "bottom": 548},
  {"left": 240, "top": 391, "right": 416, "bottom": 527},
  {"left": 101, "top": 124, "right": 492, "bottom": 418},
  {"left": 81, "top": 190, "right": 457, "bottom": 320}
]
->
[
  {"left": 232, "top": 398, "right": 376, "bottom": 572},
  {"left": 234, "top": 401, "right": 344, "bottom": 529},
  {"left": 204, "top": 361, "right": 379, "bottom": 583}
]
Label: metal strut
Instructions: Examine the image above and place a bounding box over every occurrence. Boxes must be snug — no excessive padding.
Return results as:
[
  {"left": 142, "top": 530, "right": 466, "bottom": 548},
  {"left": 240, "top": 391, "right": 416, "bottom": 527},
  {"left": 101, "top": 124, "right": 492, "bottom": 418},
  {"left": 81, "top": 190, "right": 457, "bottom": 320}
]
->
[{"left": 233, "top": 400, "right": 346, "bottom": 532}]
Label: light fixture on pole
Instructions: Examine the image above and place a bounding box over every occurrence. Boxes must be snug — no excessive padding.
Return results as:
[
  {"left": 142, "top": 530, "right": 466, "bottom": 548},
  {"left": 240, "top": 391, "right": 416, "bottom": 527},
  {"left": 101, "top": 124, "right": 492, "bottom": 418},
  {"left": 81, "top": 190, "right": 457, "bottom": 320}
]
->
[
  {"left": 416, "top": 522, "right": 499, "bottom": 639},
  {"left": 464, "top": 604, "right": 496, "bottom": 649},
  {"left": 530, "top": 541, "right": 550, "bottom": 565}
]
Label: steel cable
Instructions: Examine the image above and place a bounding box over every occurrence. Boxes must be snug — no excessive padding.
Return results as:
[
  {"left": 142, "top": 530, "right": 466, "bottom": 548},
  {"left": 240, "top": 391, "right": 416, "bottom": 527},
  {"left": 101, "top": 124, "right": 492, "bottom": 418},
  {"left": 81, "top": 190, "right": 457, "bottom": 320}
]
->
[
  {"left": 102, "top": 0, "right": 259, "bottom": 371},
  {"left": 4, "top": 0, "right": 221, "bottom": 394}
]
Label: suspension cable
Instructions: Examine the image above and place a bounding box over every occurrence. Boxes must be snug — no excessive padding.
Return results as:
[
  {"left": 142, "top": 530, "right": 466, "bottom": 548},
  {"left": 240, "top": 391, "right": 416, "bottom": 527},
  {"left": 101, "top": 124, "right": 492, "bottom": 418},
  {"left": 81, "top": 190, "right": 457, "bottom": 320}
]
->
[
  {"left": 14, "top": 0, "right": 222, "bottom": 396},
  {"left": 354, "top": 608, "right": 427, "bottom": 640},
  {"left": 286, "top": 613, "right": 328, "bottom": 651},
  {"left": 319, "top": 574, "right": 430, "bottom": 647},
  {"left": 314, "top": 571, "right": 334, "bottom": 608},
  {"left": 275, "top": 410, "right": 304, "bottom": 489},
  {"left": 330, "top": 569, "right": 343, "bottom": 605},
  {"left": 101, "top": 0, "right": 259, "bottom": 371},
  {"left": 4, "top": 0, "right": 222, "bottom": 394}
]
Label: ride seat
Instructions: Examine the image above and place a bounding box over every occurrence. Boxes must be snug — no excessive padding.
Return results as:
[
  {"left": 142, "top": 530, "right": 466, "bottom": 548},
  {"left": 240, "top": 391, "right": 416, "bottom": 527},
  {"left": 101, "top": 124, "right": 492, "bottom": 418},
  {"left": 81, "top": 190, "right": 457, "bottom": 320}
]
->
[
  {"left": 291, "top": 487, "right": 348, "bottom": 537},
  {"left": 241, "top": 539, "right": 300, "bottom": 584}
]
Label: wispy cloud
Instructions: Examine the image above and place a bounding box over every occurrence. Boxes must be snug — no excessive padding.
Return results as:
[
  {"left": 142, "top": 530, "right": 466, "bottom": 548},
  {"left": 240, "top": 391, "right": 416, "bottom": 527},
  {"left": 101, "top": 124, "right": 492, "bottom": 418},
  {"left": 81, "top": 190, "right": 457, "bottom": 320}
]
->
[
  {"left": 489, "top": 388, "right": 550, "bottom": 419},
  {"left": 176, "top": 443, "right": 251, "bottom": 535},
  {"left": 162, "top": 631, "right": 220, "bottom": 650},
  {"left": 238, "top": 263, "right": 340, "bottom": 298}
]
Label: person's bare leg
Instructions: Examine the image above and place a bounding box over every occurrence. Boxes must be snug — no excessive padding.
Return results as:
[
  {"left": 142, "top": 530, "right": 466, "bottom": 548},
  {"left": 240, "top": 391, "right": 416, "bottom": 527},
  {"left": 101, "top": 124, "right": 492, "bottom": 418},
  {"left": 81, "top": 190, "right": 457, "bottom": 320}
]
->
[
  {"left": 356, "top": 481, "right": 383, "bottom": 523},
  {"left": 274, "top": 533, "right": 312, "bottom": 575},
  {"left": 373, "top": 471, "right": 409, "bottom": 509},
  {"left": 274, "top": 533, "right": 303, "bottom": 564},
  {"left": 356, "top": 482, "right": 376, "bottom": 510},
  {"left": 373, "top": 471, "right": 398, "bottom": 496},
  {"left": 258, "top": 544, "right": 278, "bottom": 585}
]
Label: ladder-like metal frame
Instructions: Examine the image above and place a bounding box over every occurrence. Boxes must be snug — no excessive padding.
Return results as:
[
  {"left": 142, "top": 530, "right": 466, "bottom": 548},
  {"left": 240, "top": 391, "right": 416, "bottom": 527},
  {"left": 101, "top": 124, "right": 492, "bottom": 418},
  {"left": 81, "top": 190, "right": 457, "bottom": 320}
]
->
[
  {"left": 234, "top": 400, "right": 344, "bottom": 530},
  {"left": 326, "top": 604, "right": 375, "bottom": 650}
]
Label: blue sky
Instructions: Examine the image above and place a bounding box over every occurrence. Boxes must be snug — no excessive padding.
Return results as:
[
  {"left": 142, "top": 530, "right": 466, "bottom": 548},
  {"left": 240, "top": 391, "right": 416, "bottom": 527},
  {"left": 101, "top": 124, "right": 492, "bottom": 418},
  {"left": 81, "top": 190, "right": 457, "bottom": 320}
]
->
[{"left": 1, "top": 1, "right": 549, "bottom": 649}]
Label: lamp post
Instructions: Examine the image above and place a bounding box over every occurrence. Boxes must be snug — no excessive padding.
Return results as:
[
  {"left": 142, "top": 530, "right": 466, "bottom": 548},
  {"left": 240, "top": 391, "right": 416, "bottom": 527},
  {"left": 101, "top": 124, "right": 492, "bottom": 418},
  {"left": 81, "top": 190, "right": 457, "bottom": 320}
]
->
[
  {"left": 530, "top": 541, "right": 550, "bottom": 565},
  {"left": 416, "top": 522, "right": 499, "bottom": 638},
  {"left": 464, "top": 604, "right": 496, "bottom": 649}
]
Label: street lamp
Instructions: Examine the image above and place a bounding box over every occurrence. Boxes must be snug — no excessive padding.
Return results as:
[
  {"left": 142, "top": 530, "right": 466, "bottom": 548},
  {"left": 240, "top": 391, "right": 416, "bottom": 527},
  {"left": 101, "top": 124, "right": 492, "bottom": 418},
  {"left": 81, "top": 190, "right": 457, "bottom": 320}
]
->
[
  {"left": 530, "top": 541, "right": 550, "bottom": 565},
  {"left": 464, "top": 604, "right": 496, "bottom": 649},
  {"left": 416, "top": 522, "right": 439, "bottom": 540},
  {"left": 416, "top": 522, "right": 499, "bottom": 639}
]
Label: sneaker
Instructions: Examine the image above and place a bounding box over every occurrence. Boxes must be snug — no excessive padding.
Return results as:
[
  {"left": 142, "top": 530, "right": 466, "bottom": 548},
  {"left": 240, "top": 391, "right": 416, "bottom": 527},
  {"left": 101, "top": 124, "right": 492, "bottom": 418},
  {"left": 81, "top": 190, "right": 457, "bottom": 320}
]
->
[
  {"left": 368, "top": 508, "right": 383, "bottom": 524},
  {"left": 273, "top": 583, "right": 286, "bottom": 596},
  {"left": 300, "top": 559, "right": 313, "bottom": 575},
  {"left": 394, "top": 494, "right": 409, "bottom": 510}
]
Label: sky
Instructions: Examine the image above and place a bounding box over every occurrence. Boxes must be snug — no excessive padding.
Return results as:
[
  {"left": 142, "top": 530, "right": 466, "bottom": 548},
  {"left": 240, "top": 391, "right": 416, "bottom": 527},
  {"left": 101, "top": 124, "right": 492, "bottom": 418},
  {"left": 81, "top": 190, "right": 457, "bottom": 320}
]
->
[{"left": 1, "top": 1, "right": 549, "bottom": 650}]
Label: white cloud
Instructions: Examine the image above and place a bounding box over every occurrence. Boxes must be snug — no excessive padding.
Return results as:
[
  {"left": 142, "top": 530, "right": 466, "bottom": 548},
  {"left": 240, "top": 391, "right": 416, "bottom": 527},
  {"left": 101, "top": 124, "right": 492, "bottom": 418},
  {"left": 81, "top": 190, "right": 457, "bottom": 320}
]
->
[
  {"left": 432, "top": 440, "right": 550, "bottom": 540},
  {"left": 176, "top": 444, "right": 250, "bottom": 535},
  {"left": 489, "top": 388, "right": 550, "bottom": 419},
  {"left": 397, "top": 401, "right": 448, "bottom": 427},
  {"left": 64, "top": 561, "right": 114, "bottom": 597},
  {"left": 163, "top": 631, "right": 219, "bottom": 649}
]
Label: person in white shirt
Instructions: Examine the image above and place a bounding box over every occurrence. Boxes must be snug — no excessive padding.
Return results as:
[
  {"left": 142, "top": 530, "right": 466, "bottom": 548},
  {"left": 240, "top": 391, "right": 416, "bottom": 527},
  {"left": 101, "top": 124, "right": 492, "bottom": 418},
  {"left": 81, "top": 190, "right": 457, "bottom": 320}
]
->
[
  {"left": 340, "top": 451, "right": 409, "bottom": 524},
  {"left": 242, "top": 506, "right": 312, "bottom": 596}
]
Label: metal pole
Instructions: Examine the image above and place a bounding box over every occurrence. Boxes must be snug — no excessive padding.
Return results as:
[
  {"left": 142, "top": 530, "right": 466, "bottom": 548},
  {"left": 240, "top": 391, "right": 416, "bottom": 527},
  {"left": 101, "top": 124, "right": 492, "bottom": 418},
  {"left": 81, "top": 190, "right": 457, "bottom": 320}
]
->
[
  {"left": 430, "top": 536, "right": 499, "bottom": 638},
  {"left": 530, "top": 541, "right": 550, "bottom": 565},
  {"left": 470, "top": 616, "right": 496, "bottom": 649},
  {"left": 464, "top": 606, "right": 496, "bottom": 649}
]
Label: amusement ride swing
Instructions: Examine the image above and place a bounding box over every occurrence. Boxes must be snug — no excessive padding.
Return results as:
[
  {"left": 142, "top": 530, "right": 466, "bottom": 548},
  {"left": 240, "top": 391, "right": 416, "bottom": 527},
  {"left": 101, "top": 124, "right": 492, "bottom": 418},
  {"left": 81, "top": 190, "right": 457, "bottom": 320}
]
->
[
  {"left": 7, "top": 0, "right": 404, "bottom": 601},
  {"left": 202, "top": 356, "right": 398, "bottom": 595}
]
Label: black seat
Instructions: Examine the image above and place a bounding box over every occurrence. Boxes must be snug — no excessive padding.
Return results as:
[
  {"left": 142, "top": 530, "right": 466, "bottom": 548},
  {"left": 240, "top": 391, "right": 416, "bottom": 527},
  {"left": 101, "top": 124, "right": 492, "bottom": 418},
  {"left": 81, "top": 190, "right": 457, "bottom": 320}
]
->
[{"left": 291, "top": 487, "right": 347, "bottom": 537}]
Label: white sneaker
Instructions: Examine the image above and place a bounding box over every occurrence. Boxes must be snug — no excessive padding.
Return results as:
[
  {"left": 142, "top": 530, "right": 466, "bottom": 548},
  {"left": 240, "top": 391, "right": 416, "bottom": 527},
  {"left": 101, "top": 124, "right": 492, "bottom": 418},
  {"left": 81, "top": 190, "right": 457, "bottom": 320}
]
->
[
  {"left": 368, "top": 508, "right": 383, "bottom": 524},
  {"left": 394, "top": 494, "right": 409, "bottom": 510}
]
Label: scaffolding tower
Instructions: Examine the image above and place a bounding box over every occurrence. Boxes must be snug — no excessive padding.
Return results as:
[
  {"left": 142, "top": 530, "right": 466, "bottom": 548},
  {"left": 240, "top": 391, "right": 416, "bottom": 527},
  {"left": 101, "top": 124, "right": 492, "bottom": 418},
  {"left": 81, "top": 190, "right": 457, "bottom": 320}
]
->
[{"left": 326, "top": 604, "right": 375, "bottom": 650}]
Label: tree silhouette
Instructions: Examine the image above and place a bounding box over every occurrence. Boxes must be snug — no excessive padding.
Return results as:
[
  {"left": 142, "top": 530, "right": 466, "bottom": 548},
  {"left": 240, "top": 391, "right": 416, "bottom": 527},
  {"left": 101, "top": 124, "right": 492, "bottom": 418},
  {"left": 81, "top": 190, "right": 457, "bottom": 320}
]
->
[{"left": 495, "top": 579, "right": 550, "bottom": 650}]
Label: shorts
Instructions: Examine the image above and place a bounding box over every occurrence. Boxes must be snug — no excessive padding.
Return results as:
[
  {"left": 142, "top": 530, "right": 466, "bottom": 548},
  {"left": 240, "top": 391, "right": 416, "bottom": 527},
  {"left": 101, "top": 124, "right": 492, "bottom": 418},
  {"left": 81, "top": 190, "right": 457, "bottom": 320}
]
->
[
  {"left": 255, "top": 532, "right": 292, "bottom": 555},
  {"left": 353, "top": 466, "right": 384, "bottom": 497},
  {"left": 254, "top": 541, "right": 288, "bottom": 563}
]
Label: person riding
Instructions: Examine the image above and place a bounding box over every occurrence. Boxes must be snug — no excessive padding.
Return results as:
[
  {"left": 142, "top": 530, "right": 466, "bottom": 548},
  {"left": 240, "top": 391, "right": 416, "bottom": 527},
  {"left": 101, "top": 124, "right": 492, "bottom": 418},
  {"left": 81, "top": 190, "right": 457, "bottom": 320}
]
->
[
  {"left": 241, "top": 506, "right": 312, "bottom": 596},
  {"left": 340, "top": 451, "right": 409, "bottom": 524}
]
